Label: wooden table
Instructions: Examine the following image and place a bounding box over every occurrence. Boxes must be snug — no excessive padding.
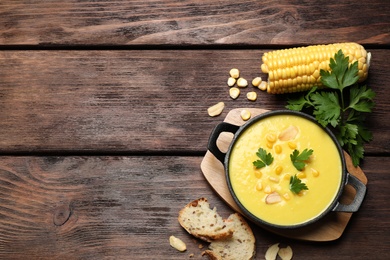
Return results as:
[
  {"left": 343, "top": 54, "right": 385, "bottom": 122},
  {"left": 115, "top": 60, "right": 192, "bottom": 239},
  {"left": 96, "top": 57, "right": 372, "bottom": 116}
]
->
[{"left": 0, "top": 1, "right": 389, "bottom": 259}]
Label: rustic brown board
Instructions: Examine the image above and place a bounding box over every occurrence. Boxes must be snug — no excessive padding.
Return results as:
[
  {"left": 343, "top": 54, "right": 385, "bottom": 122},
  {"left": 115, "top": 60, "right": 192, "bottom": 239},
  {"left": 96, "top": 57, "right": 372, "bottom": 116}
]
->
[
  {"left": 0, "top": 0, "right": 389, "bottom": 46},
  {"left": 0, "top": 155, "right": 387, "bottom": 259},
  {"left": 201, "top": 108, "right": 368, "bottom": 241},
  {"left": 0, "top": 49, "right": 388, "bottom": 154}
]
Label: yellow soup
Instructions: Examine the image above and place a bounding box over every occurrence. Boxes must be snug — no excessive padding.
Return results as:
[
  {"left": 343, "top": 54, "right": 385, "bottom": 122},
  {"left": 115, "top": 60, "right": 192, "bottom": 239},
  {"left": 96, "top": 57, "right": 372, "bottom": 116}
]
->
[{"left": 229, "top": 114, "right": 342, "bottom": 226}]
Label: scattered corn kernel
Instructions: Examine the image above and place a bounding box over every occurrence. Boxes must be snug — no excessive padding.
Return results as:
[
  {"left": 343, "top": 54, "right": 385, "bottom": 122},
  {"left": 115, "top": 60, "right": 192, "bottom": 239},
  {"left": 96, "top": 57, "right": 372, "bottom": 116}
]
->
[
  {"left": 284, "top": 173, "right": 291, "bottom": 180},
  {"left": 229, "top": 87, "right": 240, "bottom": 99},
  {"left": 252, "top": 77, "right": 262, "bottom": 87},
  {"left": 246, "top": 91, "right": 257, "bottom": 101},
  {"left": 227, "top": 77, "right": 236, "bottom": 87},
  {"left": 254, "top": 170, "right": 262, "bottom": 178},
  {"left": 274, "top": 144, "right": 282, "bottom": 154},
  {"left": 297, "top": 172, "right": 306, "bottom": 179},
  {"left": 237, "top": 77, "right": 248, "bottom": 87},
  {"left": 229, "top": 68, "right": 240, "bottom": 78},
  {"left": 288, "top": 141, "right": 297, "bottom": 149},
  {"left": 283, "top": 193, "right": 291, "bottom": 200},
  {"left": 258, "top": 81, "right": 268, "bottom": 91},
  {"left": 240, "top": 109, "right": 251, "bottom": 121},
  {"left": 266, "top": 142, "right": 273, "bottom": 149},
  {"left": 256, "top": 181, "right": 263, "bottom": 191},
  {"left": 275, "top": 165, "right": 283, "bottom": 175},
  {"left": 311, "top": 168, "right": 320, "bottom": 177},
  {"left": 207, "top": 102, "right": 225, "bottom": 117},
  {"left": 266, "top": 133, "right": 277, "bottom": 143},
  {"left": 269, "top": 176, "right": 280, "bottom": 183},
  {"left": 264, "top": 185, "right": 272, "bottom": 194}
]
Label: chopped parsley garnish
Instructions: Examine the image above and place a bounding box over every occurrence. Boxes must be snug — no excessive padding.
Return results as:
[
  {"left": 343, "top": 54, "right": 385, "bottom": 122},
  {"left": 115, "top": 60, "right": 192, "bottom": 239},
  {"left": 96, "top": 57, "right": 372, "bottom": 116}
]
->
[
  {"left": 290, "top": 149, "right": 313, "bottom": 171},
  {"left": 253, "top": 148, "right": 274, "bottom": 169},
  {"left": 286, "top": 50, "right": 375, "bottom": 166},
  {"left": 289, "top": 174, "right": 309, "bottom": 194}
]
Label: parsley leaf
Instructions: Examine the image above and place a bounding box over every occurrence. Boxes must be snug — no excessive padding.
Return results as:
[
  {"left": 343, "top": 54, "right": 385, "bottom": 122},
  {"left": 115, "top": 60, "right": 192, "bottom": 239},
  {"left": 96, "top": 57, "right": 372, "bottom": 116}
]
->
[
  {"left": 348, "top": 85, "right": 376, "bottom": 112},
  {"left": 286, "top": 50, "right": 375, "bottom": 166},
  {"left": 253, "top": 148, "right": 274, "bottom": 169},
  {"left": 286, "top": 87, "right": 316, "bottom": 111},
  {"left": 311, "top": 91, "right": 340, "bottom": 128},
  {"left": 289, "top": 175, "right": 309, "bottom": 194},
  {"left": 290, "top": 149, "right": 313, "bottom": 171}
]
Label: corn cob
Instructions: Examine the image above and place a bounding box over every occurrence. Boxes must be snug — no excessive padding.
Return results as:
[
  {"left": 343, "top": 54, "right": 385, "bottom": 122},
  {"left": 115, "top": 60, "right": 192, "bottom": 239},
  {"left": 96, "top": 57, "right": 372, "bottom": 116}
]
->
[{"left": 260, "top": 42, "right": 371, "bottom": 94}]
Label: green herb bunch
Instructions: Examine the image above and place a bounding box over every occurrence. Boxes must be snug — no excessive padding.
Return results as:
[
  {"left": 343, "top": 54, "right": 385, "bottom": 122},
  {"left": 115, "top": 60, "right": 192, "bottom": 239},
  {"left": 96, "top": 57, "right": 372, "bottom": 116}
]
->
[{"left": 286, "top": 50, "right": 375, "bottom": 166}]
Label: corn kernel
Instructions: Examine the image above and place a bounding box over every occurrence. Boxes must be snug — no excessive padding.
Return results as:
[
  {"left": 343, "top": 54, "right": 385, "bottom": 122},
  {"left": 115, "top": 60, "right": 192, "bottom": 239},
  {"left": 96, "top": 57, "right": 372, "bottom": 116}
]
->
[
  {"left": 258, "top": 81, "right": 268, "bottom": 91},
  {"left": 274, "top": 144, "right": 282, "bottom": 154},
  {"left": 264, "top": 185, "right": 272, "bottom": 194},
  {"left": 252, "top": 77, "right": 262, "bottom": 87},
  {"left": 283, "top": 193, "right": 291, "bottom": 200},
  {"left": 266, "top": 142, "right": 273, "bottom": 149},
  {"left": 237, "top": 77, "right": 248, "bottom": 87},
  {"left": 246, "top": 91, "right": 257, "bottom": 101},
  {"left": 266, "top": 133, "right": 277, "bottom": 143},
  {"left": 288, "top": 141, "right": 297, "bottom": 149},
  {"left": 254, "top": 170, "right": 262, "bottom": 178},
  {"left": 269, "top": 176, "right": 280, "bottom": 183},
  {"left": 311, "top": 168, "right": 320, "bottom": 177},
  {"left": 297, "top": 172, "right": 306, "bottom": 179},
  {"left": 227, "top": 77, "right": 236, "bottom": 87},
  {"left": 240, "top": 109, "right": 251, "bottom": 121},
  {"left": 261, "top": 63, "right": 268, "bottom": 73},
  {"left": 256, "top": 181, "right": 263, "bottom": 191},
  {"left": 283, "top": 173, "right": 291, "bottom": 180},
  {"left": 229, "top": 68, "right": 240, "bottom": 78},
  {"left": 275, "top": 166, "right": 283, "bottom": 175},
  {"left": 229, "top": 87, "right": 240, "bottom": 99}
]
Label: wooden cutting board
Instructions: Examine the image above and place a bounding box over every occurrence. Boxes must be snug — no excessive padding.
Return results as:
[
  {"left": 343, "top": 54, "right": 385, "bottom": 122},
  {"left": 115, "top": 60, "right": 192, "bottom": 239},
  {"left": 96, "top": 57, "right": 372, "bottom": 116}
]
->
[{"left": 201, "top": 108, "right": 368, "bottom": 242}]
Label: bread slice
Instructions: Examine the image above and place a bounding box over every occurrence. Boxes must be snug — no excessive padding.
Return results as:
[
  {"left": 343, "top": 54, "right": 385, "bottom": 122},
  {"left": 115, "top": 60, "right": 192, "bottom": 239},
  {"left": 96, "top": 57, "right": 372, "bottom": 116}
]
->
[
  {"left": 178, "top": 198, "right": 234, "bottom": 242},
  {"left": 203, "top": 213, "right": 256, "bottom": 260}
]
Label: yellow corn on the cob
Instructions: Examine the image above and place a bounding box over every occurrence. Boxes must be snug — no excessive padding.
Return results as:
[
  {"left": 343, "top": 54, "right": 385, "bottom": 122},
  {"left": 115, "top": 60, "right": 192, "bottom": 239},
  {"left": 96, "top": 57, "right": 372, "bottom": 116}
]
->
[{"left": 260, "top": 42, "right": 371, "bottom": 94}]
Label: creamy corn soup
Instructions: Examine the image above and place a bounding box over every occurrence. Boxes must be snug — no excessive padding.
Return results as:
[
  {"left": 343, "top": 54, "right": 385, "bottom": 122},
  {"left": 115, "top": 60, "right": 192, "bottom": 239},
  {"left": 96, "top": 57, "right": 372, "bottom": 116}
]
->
[{"left": 229, "top": 114, "right": 342, "bottom": 226}]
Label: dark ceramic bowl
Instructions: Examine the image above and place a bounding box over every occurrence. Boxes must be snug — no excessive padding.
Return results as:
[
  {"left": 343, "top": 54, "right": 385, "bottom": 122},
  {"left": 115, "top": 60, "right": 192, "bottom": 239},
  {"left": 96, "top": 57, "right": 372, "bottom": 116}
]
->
[{"left": 208, "top": 110, "right": 366, "bottom": 229}]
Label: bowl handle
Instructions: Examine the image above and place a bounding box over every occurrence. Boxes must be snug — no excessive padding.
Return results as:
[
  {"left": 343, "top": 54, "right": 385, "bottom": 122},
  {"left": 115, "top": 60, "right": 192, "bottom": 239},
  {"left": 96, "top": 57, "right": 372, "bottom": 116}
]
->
[
  {"left": 207, "top": 122, "right": 240, "bottom": 163},
  {"left": 332, "top": 173, "right": 367, "bottom": 212}
]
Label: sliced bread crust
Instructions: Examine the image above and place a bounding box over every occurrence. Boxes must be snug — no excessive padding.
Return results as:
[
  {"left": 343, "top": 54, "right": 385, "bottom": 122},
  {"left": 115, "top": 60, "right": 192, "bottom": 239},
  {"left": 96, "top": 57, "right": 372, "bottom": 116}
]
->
[
  {"left": 178, "top": 198, "right": 234, "bottom": 242},
  {"left": 203, "top": 213, "right": 256, "bottom": 260}
]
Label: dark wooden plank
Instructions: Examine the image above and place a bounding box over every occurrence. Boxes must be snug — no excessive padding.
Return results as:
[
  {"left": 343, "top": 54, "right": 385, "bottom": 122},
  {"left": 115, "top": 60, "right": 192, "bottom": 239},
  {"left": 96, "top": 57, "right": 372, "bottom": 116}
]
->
[
  {"left": 0, "top": 0, "right": 389, "bottom": 46},
  {"left": 0, "top": 49, "right": 388, "bottom": 154},
  {"left": 0, "top": 155, "right": 388, "bottom": 259}
]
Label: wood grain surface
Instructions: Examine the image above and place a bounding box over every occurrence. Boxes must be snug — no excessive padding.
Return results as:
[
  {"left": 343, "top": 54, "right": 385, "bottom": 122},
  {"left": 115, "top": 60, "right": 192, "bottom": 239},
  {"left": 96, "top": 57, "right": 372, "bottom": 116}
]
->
[
  {"left": 0, "top": 49, "right": 389, "bottom": 154},
  {"left": 0, "top": 0, "right": 389, "bottom": 259},
  {"left": 0, "top": 156, "right": 388, "bottom": 259},
  {"left": 0, "top": 0, "right": 389, "bottom": 46}
]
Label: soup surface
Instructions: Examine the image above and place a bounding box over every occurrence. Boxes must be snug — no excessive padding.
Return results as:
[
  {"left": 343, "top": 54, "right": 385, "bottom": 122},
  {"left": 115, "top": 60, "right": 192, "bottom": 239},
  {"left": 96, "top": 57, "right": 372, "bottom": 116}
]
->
[{"left": 229, "top": 114, "right": 342, "bottom": 226}]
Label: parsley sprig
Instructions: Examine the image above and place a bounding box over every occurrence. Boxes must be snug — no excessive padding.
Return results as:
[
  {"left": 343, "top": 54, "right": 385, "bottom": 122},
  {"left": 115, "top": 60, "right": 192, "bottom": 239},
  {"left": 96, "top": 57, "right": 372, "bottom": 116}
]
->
[
  {"left": 253, "top": 148, "right": 274, "bottom": 169},
  {"left": 289, "top": 174, "right": 309, "bottom": 194},
  {"left": 286, "top": 50, "right": 375, "bottom": 166},
  {"left": 290, "top": 149, "right": 313, "bottom": 171}
]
